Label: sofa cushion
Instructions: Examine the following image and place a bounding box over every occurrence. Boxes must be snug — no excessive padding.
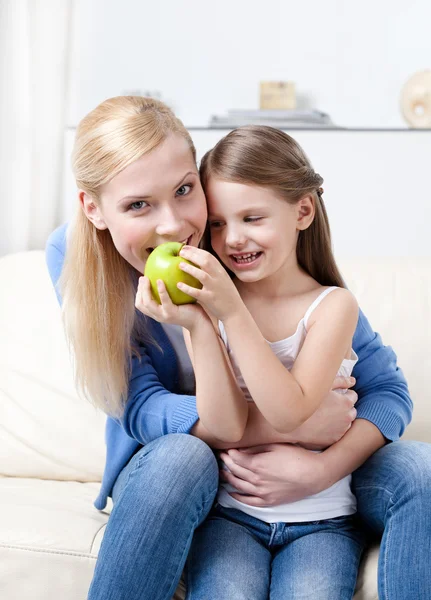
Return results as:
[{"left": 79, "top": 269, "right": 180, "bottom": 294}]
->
[
  {"left": 0, "top": 251, "right": 106, "bottom": 481},
  {"left": 339, "top": 257, "right": 430, "bottom": 442},
  {"left": 0, "top": 477, "right": 109, "bottom": 599}
]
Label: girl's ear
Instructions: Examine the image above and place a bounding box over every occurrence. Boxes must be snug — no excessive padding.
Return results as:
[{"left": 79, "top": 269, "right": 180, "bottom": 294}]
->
[
  {"left": 79, "top": 190, "right": 108, "bottom": 230},
  {"left": 296, "top": 194, "right": 315, "bottom": 231}
]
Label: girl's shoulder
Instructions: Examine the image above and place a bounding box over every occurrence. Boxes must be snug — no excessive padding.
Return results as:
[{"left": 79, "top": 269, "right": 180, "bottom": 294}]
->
[{"left": 304, "top": 286, "right": 358, "bottom": 330}]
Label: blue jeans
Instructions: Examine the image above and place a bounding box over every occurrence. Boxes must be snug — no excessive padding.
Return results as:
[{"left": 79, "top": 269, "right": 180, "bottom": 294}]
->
[
  {"left": 186, "top": 505, "right": 366, "bottom": 599},
  {"left": 87, "top": 434, "right": 218, "bottom": 600},
  {"left": 352, "top": 440, "right": 431, "bottom": 599},
  {"left": 88, "top": 438, "right": 431, "bottom": 600}
]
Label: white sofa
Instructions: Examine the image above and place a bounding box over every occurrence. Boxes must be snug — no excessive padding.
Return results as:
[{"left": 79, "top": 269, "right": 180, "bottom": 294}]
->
[{"left": 0, "top": 250, "right": 429, "bottom": 600}]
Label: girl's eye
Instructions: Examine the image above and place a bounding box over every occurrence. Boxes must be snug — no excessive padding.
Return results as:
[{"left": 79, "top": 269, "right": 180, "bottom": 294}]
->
[
  {"left": 244, "top": 216, "right": 262, "bottom": 223},
  {"left": 176, "top": 184, "right": 192, "bottom": 197},
  {"left": 129, "top": 200, "right": 148, "bottom": 211},
  {"left": 209, "top": 221, "right": 223, "bottom": 229}
]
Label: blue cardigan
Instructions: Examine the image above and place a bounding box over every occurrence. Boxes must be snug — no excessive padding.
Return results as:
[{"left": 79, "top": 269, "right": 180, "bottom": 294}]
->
[{"left": 46, "top": 224, "right": 412, "bottom": 510}]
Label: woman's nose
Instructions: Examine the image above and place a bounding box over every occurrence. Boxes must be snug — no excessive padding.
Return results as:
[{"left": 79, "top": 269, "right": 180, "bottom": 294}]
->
[{"left": 155, "top": 206, "right": 184, "bottom": 237}]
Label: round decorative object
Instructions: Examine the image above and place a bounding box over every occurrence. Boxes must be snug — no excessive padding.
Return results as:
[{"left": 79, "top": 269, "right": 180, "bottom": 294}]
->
[{"left": 400, "top": 70, "right": 431, "bottom": 128}]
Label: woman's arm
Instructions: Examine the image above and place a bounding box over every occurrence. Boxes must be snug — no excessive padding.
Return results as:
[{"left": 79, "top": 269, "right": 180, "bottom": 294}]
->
[
  {"left": 45, "top": 225, "right": 198, "bottom": 445},
  {"left": 352, "top": 309, "right": 412, "bottom": 441},
  {"left": 218, "top": 418, "right": 385, "bottom": 506}
]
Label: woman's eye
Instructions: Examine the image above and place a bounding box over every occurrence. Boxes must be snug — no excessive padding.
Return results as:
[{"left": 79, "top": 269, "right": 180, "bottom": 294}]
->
[
  {"left": 244, "top": 216, "right": 262, "bottom": 223},
  {"left": 176, "top": 184, "right": 192, "bottom": 196},
  {"left": 129, "top": 200, "right": 148, "bottom": 211}
]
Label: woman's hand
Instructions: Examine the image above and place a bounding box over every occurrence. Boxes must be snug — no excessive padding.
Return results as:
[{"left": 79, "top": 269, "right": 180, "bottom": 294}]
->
[
  {"left": 219, "top": 444, "right": 328, "bottom": 506},
  {"left": 176, "top": 246, "right": 244, "bottom": 322},
  {"left": 293, "top": 376, "right": 358, "bottom": 450},
  {"left": 135, "top": 275, "right": 207, "bottom": 332}
]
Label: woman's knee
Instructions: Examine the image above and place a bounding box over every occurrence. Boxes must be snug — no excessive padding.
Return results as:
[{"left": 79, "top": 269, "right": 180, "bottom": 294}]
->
[
  {"left": 131, "top": 434, "right": 218, "bottom": 497},
  {"left": 353, "top": 440, "right": 431, "bottom": 496},
  {"left": 151, "top": 434, "right": 218, "bottom": 474},
  {"left": 389, "top": 440, "right": 431, "bottom": 493}
]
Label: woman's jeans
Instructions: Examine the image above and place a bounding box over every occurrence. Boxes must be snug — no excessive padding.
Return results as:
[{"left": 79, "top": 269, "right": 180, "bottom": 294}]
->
[
  {"left": 186, "top": 506, "right": 366, "bottom": 599},
  {"left": 88, "top": 437, "right": 431, "bottom": 600},
  {"left": 87, "top": 434, "right": 218, "bottom": 600},
  {"left": 352, "top": 440, "right": 431, "bottom": 599}
]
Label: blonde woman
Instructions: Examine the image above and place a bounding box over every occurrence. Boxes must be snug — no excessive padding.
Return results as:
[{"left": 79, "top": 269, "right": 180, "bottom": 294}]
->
[{"left": 46, "top": 97, "right": 429, "bottom": 600}]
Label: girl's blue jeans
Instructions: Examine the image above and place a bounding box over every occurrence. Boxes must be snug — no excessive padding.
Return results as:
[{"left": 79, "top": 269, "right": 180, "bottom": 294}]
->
[
  {"left": 87, "top": 436, "right": 431, "bottom": 600},
  {"left": 186, "top": 506, "right": 366, "bottom": 599}
]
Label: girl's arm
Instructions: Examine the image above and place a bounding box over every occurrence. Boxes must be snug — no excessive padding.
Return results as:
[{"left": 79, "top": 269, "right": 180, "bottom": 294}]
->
[
  {"left": 183, "top": 317, "right": 248, "bottom": 442},
  {"left": 222, "top": 288, "right": 358, "bottom": 433},
  {"left": 215, "top": 309, "right": 411, "bottom": 507},
  {"left": 177, "top": 246, "right": 359, "bottom": 434},
  {"left": 136, "top": 275, "right": 248, "bottom": 443}
]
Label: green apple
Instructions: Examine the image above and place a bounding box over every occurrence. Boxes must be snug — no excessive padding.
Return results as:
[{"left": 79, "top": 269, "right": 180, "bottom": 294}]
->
[{"left": 144, "top": 242, "right": 202, "bottom": 305}]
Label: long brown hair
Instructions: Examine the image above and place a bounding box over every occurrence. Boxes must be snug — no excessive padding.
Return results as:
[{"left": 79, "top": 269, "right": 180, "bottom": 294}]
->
[
  {"left": 61, "top": 96, "right": 196, "bottom": 416},
  {"left": 199, "top": 125, "right": 345, "bottom": 288}
]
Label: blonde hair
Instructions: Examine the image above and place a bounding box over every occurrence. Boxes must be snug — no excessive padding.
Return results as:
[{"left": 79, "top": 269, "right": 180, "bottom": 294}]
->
[
  {"left": 200, "top": 125, "right": 345, "bottom": 288},
  {"left": 61, "top": 96, "right": 196, "bottom": 416}
]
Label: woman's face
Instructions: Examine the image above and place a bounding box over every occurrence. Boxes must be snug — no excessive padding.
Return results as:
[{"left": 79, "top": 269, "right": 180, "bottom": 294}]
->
[{"left": 81, "top": 134, "right": 207, "bottom": 274}]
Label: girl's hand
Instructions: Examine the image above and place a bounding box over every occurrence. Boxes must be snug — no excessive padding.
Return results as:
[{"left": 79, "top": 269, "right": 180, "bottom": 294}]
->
[
  {"left": 219, "top": 444, "right": 328, "bottom": 506},
  {"left": 177, "top": 246, "right": 243, "bottom": 321},
  {"left": 135, "top": 275, "right": 206, "bottom": 331}
]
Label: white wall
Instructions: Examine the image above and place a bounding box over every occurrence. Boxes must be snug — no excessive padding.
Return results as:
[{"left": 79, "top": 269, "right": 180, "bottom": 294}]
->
[
  {"left": 67, "top": 0, "right": 431, "bottom": 129},
  {"left": 63, "top": 128, "right": 431, "bottom": 257}
]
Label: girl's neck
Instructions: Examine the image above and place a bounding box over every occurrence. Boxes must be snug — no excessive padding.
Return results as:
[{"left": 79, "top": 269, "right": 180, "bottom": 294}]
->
[{"left": 235, "top": 258, "right": 318, "bottom": 302}]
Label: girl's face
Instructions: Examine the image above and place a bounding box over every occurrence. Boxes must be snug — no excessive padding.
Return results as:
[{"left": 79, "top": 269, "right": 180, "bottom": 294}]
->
[
  {"left": 206, "top": 177, "right": 314, "bottom": 285},
  {"left": 81, "top": 134, "right": 207, "bottom": 274}
]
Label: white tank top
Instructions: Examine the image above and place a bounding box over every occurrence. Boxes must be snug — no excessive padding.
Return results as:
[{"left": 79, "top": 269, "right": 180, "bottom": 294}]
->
[{"left": 217, "top": 286, "right": 358, "bottom": 523}]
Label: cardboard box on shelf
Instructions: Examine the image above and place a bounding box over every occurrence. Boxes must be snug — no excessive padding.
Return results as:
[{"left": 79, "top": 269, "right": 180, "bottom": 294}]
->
[{"left": 260, "top": 81, "right": 296, "bottom": 110}]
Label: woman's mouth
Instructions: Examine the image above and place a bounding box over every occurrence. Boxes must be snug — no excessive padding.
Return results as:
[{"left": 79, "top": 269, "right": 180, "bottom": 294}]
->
[{"left": 145, "top": 234, "right": 193, "bottom": 256}]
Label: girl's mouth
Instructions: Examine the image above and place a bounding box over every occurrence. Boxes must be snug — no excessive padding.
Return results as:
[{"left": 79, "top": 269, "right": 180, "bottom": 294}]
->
[{"left": 230, "top": 251, "right": 263, "bottom": 268}]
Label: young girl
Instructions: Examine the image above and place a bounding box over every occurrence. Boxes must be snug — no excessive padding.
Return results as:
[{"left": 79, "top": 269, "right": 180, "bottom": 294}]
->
[{"left": 137, "top": 125, "right": 368, "bottom": 598}]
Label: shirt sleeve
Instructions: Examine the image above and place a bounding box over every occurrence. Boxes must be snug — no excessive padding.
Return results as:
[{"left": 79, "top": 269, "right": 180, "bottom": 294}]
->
[
  {"left": 45, "top": 225, "right": 200, "bottom": 443},
  {"left": 352, "top": 309, "right": 413, "bottom": 441},
  {"left": 121, "top": 346, "right": 199, "bottom": 443}
]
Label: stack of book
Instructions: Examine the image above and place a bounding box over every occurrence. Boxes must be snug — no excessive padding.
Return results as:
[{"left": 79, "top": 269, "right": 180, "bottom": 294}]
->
[{"left": 209, "top": 109, "right": 337, "bottom": 129}]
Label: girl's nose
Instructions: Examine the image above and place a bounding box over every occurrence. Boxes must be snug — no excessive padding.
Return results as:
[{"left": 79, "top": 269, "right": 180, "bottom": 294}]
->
[{"left": 226, "top": 226, "right": 246, "bottom": 248}]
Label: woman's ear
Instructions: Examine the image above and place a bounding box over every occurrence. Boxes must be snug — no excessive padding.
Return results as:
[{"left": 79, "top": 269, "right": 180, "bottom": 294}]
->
[
  {"left": 296, "top": 194, "right": 315, "bottom": 231},
  {"left": 79, "top": 191, "right": 108, "bottom": 230}
]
